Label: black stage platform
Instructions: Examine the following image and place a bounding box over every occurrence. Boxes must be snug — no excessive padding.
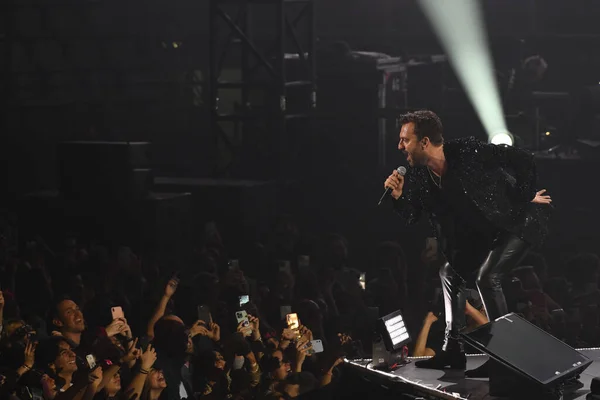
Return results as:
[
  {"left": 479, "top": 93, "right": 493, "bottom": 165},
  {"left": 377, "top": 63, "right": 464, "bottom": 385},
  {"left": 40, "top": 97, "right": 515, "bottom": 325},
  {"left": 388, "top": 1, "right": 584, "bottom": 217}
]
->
[{"left": 345, "top": 349, "right": 600, "bottom": 399}]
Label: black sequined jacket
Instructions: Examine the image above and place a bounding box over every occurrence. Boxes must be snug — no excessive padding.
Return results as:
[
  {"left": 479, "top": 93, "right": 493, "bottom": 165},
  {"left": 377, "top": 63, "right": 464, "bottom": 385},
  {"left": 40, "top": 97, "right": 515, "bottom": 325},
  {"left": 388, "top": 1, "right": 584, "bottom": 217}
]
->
[{"left": 392, "top": 137, "right": 550, "bottom": 247}]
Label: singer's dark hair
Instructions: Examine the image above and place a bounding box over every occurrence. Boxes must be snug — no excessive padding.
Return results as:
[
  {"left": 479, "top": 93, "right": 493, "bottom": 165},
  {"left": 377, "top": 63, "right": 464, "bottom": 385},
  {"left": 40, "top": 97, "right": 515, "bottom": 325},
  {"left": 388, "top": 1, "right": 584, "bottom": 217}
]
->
[{"left": 398, "top": 110, "right": 444, "bottom": 146}]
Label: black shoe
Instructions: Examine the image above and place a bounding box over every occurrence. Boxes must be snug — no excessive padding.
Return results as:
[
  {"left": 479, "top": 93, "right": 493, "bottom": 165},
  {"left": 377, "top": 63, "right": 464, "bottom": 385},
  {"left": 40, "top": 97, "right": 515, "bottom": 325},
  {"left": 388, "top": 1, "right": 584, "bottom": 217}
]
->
[
  {"left": 415, "top": 349, "right": 466, "bottom": 370},
  {"left": 465, "top": 359, "right": 490, "bottom": 378}
]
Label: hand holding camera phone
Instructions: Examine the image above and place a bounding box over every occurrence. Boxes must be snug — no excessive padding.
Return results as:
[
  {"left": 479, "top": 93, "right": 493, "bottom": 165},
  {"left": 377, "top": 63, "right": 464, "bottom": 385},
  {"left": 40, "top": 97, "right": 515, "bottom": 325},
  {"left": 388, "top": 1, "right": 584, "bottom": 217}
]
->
[
  {"left": 236, "top": 310, "right": 249, "bottom": 326},
  {"left": 298, "top": 339, "right": 324, "bottom": 355},
  {"left": 86, "top": 354, "right": 97, "bottom": 369},
  {"left": 232, "top": 355, "right": 245, "bottom": 370},
  {"left": 308, "top": 339, "right": 324, "bottom": 354},
  {"left": 236, "top": 310, "right": 251, "bottom": 337},
  {"left": 197, "top": 305, "right": 212, "bottom": 327},
  {"left": 107, "top": 307, "right": 130, "bottom": 337},
  {"left": 286, "top": 313, "right": 299, "bottom": 330},
  {"left": 111, "top": 306, "right": 125, "bottom": 321},
  {"left": 165, "top": 273, "right": 180, "bottom": 298}
]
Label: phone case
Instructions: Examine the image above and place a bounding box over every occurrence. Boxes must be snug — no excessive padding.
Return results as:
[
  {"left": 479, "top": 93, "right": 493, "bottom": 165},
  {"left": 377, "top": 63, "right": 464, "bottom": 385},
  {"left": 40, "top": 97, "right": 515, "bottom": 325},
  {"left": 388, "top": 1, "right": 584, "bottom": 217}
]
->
[
  {"left": 111, "top": 307, "right": 124, "bottom": 320},
  {"left": 197, "top": 306, "right": 212, "bottom": 324},
  {"left": 86, "top": 354, "right": 96, "bottom": 369},
  {"left": 236, "top": 310, "right": 249, "bottom": 325},
  {"left": 310, "top": 340, "right": 324, "bottom": 353}
]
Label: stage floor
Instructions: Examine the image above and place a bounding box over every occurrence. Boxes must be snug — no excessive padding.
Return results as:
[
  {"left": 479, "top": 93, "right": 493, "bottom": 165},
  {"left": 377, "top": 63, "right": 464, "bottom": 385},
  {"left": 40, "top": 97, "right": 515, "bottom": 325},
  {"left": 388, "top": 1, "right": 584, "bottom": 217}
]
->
[{"left": 347, "top": 349, "right": 600, "bottom": 399}]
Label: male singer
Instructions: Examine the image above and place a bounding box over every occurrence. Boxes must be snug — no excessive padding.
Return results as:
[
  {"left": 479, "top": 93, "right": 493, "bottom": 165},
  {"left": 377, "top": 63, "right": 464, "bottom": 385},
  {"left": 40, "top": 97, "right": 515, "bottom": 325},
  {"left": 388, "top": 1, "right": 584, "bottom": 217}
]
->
[{"left": 384, "top": 110, "right": 552, "bottom": 374}]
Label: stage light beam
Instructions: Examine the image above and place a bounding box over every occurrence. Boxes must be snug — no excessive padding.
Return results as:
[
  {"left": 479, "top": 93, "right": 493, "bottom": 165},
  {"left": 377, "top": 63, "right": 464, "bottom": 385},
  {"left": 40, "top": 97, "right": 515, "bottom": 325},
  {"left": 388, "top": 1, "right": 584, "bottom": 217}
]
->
[{"left": 417, "top": 0, "right": 510, "bottom": 145}]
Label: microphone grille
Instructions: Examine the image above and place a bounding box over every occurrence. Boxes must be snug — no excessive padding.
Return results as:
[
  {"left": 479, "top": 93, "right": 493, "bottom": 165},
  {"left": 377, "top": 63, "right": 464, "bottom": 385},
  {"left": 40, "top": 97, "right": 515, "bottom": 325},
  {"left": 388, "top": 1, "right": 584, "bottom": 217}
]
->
[{"left": 397, "top": 166, "right": 407, "bottom": 176}]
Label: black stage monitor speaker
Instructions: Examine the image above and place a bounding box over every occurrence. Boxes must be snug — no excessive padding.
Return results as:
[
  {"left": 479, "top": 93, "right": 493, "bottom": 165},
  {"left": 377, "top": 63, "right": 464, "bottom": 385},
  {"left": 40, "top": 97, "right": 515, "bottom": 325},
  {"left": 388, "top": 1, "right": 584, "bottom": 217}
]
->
[{"left": 462, "top": 312, "right": 592, "bottom": 399}]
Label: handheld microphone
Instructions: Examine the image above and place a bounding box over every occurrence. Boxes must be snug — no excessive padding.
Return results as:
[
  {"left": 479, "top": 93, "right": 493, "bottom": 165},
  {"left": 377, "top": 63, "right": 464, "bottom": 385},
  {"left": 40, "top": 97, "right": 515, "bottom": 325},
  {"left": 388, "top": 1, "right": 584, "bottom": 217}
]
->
[{"left": 378, "top": 166, "right": 407, "bottom": 206}]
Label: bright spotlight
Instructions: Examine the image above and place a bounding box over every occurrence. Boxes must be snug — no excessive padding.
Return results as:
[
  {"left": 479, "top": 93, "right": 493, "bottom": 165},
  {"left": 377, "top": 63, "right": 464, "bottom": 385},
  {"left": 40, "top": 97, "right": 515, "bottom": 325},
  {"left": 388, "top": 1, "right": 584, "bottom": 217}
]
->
[
  {"left": 417, "top": 0, "right": 508, "bottom": 143},
  {"left": 490, "top": 131, "right": 514, "bottom": 146}
]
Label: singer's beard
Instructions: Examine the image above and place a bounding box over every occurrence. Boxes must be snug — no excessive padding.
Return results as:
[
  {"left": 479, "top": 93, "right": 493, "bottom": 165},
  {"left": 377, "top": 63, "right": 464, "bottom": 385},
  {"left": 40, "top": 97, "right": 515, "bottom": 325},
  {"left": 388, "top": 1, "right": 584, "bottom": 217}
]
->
[{"left": 406, "top": 151, "right": 426, "bottom": 167}]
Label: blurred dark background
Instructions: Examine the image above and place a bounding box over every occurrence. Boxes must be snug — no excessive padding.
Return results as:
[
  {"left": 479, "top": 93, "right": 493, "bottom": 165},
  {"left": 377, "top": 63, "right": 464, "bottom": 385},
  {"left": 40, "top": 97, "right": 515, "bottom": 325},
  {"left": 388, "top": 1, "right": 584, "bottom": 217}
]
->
[{"left": 2, "top": 0, "right": 600, "bottom": 272}]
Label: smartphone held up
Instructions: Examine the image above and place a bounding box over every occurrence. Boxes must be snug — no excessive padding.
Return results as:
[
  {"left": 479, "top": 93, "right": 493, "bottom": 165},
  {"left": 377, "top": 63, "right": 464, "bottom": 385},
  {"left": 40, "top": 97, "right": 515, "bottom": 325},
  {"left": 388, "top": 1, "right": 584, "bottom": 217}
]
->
[
  {"left": 111, "top": 306, "right": 125, "bottom": 321},
  {"left": 236, "top": 310, "right": 250, "bottom": 328},
  {"left": 286, "top": 313, "right": 299, "bottom": 330},
  {"left": 239, "top": 295, "right": 250, "bottom": 307},
  {"left": 308, "top": 339, "right": 324, "bottom": 354},
  {"left": 86, "top": 354, "right": 97, "bottom": 369}
]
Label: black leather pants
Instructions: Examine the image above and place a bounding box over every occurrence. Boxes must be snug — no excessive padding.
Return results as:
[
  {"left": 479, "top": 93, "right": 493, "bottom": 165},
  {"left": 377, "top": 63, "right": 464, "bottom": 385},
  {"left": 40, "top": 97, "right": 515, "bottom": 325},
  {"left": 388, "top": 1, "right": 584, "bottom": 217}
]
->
[{"left": 440, "top": 233, "right": 530, "bottom": 351}]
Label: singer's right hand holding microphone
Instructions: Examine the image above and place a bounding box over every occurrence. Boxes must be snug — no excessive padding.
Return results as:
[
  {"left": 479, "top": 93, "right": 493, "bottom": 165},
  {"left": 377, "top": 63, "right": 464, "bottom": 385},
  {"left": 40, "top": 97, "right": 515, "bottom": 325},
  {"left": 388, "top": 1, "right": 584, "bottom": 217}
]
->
[{"left": 384, "top": 169, "right": 404, "bottom": 200}]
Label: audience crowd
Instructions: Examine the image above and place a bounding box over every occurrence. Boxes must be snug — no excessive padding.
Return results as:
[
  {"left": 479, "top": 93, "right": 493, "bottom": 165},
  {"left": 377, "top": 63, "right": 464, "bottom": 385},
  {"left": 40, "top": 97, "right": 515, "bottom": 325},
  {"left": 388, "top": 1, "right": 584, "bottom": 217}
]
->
[{"left": 0, "top": 211, "right": 598, "bottom": 400}]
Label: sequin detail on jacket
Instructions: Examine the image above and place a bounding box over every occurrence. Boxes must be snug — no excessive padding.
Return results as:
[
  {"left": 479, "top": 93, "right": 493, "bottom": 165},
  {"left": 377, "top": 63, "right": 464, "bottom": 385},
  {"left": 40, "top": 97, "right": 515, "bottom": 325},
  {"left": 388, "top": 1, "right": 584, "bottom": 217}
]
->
[{"left": 392, "top": 136, "right": 550, "bottom": 246}]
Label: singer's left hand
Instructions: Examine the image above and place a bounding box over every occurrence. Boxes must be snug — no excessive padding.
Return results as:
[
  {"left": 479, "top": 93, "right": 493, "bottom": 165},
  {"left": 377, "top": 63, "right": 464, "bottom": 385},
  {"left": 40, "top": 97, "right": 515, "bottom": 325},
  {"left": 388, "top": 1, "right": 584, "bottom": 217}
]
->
[{"left": 531, "top": 189, "right": 552, "bottom": 204}]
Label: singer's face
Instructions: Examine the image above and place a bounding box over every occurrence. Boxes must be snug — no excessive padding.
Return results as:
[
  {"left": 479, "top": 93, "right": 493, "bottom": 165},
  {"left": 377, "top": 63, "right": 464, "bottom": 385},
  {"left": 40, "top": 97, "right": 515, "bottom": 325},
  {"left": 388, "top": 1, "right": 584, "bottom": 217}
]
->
[{"left": 398, "top": 123, "right": 425, "bottom": 166}]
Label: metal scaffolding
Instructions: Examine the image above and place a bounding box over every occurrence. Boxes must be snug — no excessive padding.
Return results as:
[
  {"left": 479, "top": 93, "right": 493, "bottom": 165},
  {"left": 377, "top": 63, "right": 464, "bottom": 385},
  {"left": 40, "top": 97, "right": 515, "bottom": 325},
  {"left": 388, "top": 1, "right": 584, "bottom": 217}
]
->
[{"left": 209, "top": 0, "right": 316, "bottom": 178}]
